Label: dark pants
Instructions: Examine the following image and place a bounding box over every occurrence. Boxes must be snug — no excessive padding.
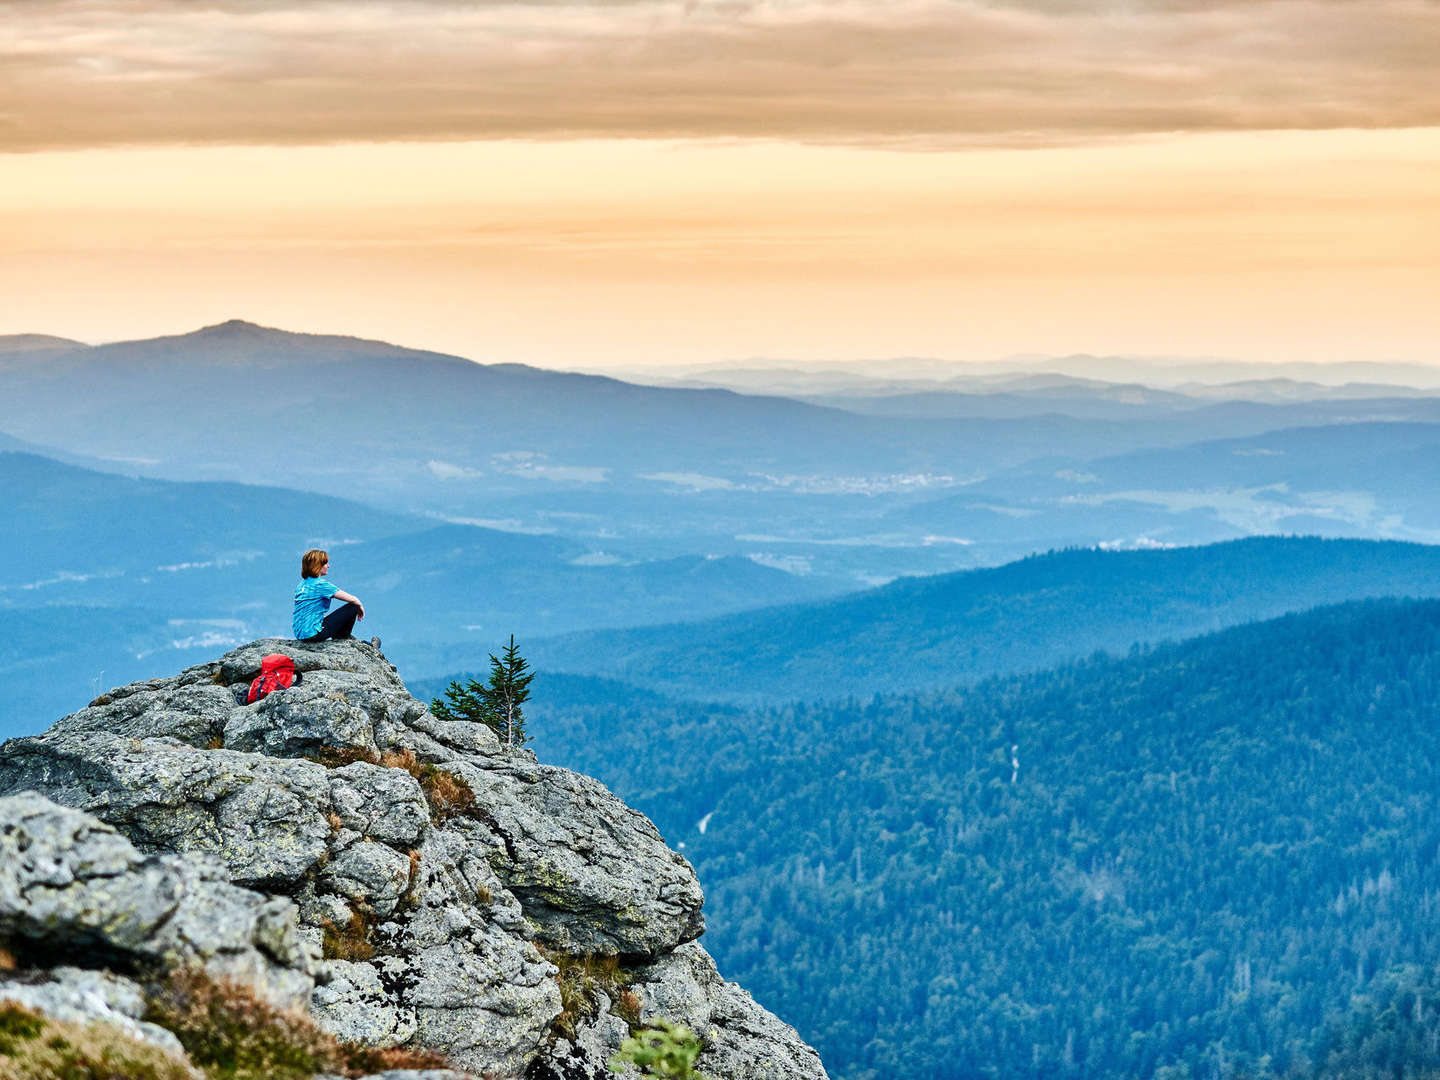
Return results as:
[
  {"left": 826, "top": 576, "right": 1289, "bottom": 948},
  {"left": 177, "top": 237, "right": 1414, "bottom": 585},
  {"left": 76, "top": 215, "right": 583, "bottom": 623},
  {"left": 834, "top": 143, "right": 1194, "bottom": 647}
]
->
[{"left": 305, "top": 602, "right": 359, "bottom": 642}]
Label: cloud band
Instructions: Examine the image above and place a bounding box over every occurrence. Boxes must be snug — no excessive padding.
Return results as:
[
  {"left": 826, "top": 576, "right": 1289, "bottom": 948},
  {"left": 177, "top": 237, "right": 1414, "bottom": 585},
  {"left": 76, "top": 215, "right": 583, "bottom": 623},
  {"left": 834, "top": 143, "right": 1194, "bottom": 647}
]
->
[{"left": 3, "top": 0, "right": 1439, "bottom": 151}]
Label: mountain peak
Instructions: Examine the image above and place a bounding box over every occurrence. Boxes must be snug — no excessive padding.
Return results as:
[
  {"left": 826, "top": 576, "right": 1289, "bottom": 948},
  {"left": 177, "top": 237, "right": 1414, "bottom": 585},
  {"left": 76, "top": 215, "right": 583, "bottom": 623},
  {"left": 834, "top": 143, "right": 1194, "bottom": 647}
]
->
[{"left": 191, "top": 318, "right": 276, "bottom": 338}]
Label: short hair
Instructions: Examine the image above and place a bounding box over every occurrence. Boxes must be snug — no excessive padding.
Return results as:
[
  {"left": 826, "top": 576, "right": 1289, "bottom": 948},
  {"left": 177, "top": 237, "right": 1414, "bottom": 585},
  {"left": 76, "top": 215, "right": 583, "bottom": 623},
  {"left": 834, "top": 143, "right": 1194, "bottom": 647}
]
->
[{"left": 301, "top": 549, "right": 329, "bottom": 579}]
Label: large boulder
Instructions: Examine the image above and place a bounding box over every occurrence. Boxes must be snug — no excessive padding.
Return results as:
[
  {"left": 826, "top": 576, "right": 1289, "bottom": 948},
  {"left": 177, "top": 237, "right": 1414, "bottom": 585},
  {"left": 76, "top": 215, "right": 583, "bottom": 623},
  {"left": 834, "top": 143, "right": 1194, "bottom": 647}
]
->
[
  {"left": 447, "top": 756, "right": 706, "bottom": 956},
  {"left": 0, "top": 792, "right": 314, "bottom": 1007},
  {"left": 0, "top": 639, "right": 825, "bottom": 1079}
]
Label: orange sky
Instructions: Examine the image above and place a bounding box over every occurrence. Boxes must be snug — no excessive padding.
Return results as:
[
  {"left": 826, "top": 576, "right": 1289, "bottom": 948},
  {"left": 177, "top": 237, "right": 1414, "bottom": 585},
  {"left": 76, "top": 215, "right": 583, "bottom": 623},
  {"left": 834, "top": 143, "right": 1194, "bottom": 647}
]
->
[{"left": 3, "top": 1, "right": 1438, "bottom": 370}]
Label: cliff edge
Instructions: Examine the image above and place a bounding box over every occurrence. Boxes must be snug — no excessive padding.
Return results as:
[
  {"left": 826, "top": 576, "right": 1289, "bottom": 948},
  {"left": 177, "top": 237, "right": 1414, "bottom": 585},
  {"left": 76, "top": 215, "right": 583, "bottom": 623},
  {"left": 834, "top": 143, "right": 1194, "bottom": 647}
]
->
[{"left": 0, "top": 638, "right": 827, "bottom": 1080}]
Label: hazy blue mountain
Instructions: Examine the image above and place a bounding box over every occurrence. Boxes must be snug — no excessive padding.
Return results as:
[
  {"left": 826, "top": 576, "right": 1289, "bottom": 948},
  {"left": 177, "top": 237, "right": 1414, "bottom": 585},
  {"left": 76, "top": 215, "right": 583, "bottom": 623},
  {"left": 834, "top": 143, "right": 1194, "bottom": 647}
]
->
[
  {"left": 0, "top": 319, "right": 1151, "bottom": 497},
  {"left": 1, "top": 450, "right": 838, "bottom": 612},
  {"left": 629, "top": 364, "right": 938, "bottom": 396},
  {"left": 884, "top": 490, "right": 1248, "bottom": 556},
  {"left": 0, "top": 450, "right": 847, "bottom": 734},
  {"left": 9, "top": 320, "right": 1437, "bottom": 589},
  {"left": 652, "top": 366, "right": 1440, "bottom": 413},
  {"left": 335, "top": 524, "right": 848, "bottom": 675},
  {"left": 803, "top": 385, "right": 1202, "bottom": 421},
  {"left": 12, "top": 321, "right": 1416, "bottom": 523},
  {"left": 1003, "top": 353, "right": 1440, "bottom": 388},
  {"left": 0, "top": 604, "right": 239, "bottom": 740},
  {"left": 0, "top": 431, "right": 40, "bottom": 453},
  {"left": 895, "top": 420, "right": 1440, "bottom": 553},
  {"left": 0, "top": 449, "right": 421, "bottom": 730},
  {"left": 1175, "top": 377, "right": 1437, "bottom": 402},
  {"left": 0, "top": 428, "right": 123, "bottom": 469},
  {"left": 639, "top": 354, "right": 1440, "bottom": 396},
  {"left": 0, "top": 333, "right": 87, "bottom": 363},
  {"left": 523, "top": 537, "right": 1440, "bottom": 702},
  {"left": 806, "top": 389, "right": 1440, "bottom": 426},
  {"left": 1040, "top": 421, "right": 1440, "bottom": 496},
  {"left": 517, "top": 597, "right": 1440, "bottom": 1080},
  {"left": 0, "top": 450, "right": 420, "bottom": 584}
]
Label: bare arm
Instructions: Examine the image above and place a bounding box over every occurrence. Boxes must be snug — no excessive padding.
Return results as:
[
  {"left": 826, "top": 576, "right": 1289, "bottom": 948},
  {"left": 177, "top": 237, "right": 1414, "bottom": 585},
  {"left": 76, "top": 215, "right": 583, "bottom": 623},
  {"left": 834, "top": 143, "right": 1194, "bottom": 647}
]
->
[{"left": 333, "top": 588, "right": 365, "bottom": 619}]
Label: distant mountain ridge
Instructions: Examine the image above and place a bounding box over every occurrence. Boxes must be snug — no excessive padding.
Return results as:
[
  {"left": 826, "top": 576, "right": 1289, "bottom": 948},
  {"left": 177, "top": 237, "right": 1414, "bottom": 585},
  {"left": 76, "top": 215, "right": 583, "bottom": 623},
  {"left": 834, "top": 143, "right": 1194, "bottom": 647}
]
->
[
  {"left": 0, "top": 319, "right": 1027, "bottom": 496},
  {"left": 10, "top": 317, "right": 1440, "bottom": 612},
  {"left": 11, "top": 319, "right": 1428, "bottom": 516},
  {"left": 525, "top": 536, "right": 1440, "bottom": 702},
  {"left": 0, "top": 333, "right": 86, "bottom": 354},
  {"left": 72, "top": 318, "right": 481, "bottom": 372},
  {"left": 1008, "top": 352, "right": 1440, "bottom": 388},
  {"left": 633, "top": 353, "right": 1440, "bottom": 396}
]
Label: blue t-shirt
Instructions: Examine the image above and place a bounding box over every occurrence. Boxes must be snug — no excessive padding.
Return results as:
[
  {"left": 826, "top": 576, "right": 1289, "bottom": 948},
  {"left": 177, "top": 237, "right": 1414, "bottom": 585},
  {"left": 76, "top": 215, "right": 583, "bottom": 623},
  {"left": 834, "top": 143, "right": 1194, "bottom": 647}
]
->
[{"left": 293, "top": 576, "right": 339, "bottom": 639}]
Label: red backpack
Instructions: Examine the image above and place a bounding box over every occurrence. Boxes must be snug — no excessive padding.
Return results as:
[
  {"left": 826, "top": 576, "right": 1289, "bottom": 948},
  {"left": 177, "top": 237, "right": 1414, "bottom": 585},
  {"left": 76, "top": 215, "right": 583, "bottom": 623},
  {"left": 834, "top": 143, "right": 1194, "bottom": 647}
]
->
[{"left": 247, "top": 653, "right": 298, "bottom": 704}]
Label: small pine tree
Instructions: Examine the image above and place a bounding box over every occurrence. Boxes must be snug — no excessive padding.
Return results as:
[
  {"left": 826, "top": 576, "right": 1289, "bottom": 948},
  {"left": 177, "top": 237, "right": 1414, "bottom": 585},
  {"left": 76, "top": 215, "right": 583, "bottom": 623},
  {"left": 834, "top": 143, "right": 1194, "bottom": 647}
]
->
[
  {"left": 430, "top": 677, "right": 489, "bottom": 726},
  {"left": 430, "top": 635, "right": 534, "bottom": 747},
  {"left": 485, "top": 634, "right": 534, "bottom": 747}
]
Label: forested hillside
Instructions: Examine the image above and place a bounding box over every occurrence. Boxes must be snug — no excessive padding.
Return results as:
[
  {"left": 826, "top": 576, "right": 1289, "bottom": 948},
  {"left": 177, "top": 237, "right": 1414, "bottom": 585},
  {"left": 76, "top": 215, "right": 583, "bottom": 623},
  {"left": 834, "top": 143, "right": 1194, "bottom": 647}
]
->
[
  {"left": 516, "top": 599, "right": 1440, "bottom": 1080},
  {"left": 527, "top": 537, "right": 1440, "bottom": 702}
]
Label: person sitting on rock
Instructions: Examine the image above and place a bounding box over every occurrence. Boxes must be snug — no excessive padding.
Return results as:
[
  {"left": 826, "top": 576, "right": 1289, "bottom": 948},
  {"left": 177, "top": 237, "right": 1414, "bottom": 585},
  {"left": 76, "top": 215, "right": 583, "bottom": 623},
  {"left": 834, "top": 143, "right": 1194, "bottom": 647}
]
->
[{"left": 292, "top": 548, "right": 378, "bottom": 647}]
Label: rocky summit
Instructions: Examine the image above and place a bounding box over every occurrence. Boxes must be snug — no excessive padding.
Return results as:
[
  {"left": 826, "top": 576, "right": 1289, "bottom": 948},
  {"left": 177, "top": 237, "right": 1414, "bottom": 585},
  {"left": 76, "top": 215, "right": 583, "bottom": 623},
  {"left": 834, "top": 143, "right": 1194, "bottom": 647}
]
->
[{"left": 0, "top": 638, "right": 827, "bottom": 1080}]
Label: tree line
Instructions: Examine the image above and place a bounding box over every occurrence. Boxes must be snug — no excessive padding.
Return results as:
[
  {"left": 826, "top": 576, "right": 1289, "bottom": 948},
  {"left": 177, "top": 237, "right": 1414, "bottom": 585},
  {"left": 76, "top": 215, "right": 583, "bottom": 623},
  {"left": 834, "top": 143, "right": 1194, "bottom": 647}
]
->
[{"left": 525, "top": 598, "right": 1440, "bottom": 1080}]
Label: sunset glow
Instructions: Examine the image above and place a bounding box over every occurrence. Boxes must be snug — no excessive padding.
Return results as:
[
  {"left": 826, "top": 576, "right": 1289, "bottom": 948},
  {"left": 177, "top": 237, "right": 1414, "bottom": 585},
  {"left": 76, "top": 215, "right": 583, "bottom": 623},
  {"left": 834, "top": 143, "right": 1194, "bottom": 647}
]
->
[{"left": 4, "top": 1, "right": 1438, "bottom": 368}]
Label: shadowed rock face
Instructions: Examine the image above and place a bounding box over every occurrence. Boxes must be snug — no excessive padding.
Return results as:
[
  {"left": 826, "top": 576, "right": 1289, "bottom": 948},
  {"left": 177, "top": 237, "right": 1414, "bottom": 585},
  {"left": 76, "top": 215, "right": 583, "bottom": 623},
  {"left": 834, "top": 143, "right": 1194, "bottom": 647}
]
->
[{"left": 0, "top": 638, "right": 827, "bottom": 1080}]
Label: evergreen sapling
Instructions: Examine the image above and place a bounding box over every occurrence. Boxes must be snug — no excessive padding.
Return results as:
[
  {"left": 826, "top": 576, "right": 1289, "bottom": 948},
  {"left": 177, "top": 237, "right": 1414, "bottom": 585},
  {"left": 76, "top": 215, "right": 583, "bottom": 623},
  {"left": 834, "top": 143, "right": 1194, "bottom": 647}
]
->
[
  {"left": 431, "top": 634, "right": 534, "bottom": 747},
  {"left": 487, "top": 634, "right": 534, "bottom": 746}
]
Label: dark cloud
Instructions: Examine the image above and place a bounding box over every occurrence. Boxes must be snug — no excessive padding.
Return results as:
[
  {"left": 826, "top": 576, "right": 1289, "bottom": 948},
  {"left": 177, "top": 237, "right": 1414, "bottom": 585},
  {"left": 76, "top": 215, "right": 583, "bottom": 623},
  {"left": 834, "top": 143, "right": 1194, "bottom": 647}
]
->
[{"left": 3, "top": 0, "right": 1438, "bottom": 151}]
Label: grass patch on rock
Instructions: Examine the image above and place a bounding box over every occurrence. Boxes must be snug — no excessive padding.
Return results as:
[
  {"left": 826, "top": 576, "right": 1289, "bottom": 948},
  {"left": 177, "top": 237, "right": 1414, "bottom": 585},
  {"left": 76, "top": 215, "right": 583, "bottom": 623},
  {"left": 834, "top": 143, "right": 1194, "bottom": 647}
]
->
[
  {"left": 310, "top": 747, "right": 477, "bottom": 824},
  {"left": 143, "top": 968, "right": 449, "bottom": 1080},
  {"left": 321, "top": 905, "right": 377, "bottom": 963},
  {"left": 0, "top": 1001, "right": 194, "bottom": 1080},
  {"left": 538, "top": 947, "right": 643, "bottom": 1039}
]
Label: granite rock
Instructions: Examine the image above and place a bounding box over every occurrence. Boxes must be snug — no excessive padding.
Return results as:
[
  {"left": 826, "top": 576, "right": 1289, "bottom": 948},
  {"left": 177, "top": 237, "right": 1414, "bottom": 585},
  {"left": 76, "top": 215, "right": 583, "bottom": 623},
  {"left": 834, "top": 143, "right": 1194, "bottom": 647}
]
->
[
  {"left": 0, "top": 639, "right": 826, "bottom": 1079},
  {"left": 0, "top": 792, "right": 314, "bottom": 1008}
]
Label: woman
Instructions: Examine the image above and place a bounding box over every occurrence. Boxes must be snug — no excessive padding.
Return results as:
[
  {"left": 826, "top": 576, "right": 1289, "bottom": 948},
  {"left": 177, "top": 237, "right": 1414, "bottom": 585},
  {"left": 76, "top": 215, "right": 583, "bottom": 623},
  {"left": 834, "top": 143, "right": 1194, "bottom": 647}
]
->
[{"left": 292, "top": 548, "right": 378, "bottom": 646}]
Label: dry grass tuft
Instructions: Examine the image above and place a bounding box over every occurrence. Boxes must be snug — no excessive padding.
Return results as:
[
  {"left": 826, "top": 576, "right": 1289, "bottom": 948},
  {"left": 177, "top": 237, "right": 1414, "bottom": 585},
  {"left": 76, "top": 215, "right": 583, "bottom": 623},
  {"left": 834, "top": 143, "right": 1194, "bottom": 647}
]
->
[
  {"left": 143, "top": 968, "right": 450, "bottom": 1080},
  {"left": 539, "top": 948, "right": 642, "bottom": 1039},
  {"left": 0, "top": 1000, "right": 193, "bottom": 1080},
  {"left": 321, "top": 906, "right": 376, "bottom": 963},
  {"left": 615, "top": 987, "right": 645, "bottom": 1030},
  {"left": 0, "top": 1003, "right": 44, "bottom": 1057},
  {"left": 380, "top": 749, "right": 477, "bottom": 823},
  {"left": 326, "top": 811, "right": 345, "bottom": 836},
  {"left": 399, "top": 850, "right": 425, "bottom": 911},
  {"left": 308, "top": 747, "right": 478, "bottom": 824},
  {"left": 312, "top": 747, "right": 381, "bottom": 769},
  {"left": 143, "top": 970, "right": 334, "bottom": 1080},
  {"left": 419, "top": 768, "right": 477, "bottom": 822},
  {"left": 342, "top": 1043, "right": 452, "bottom": 1074}
]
